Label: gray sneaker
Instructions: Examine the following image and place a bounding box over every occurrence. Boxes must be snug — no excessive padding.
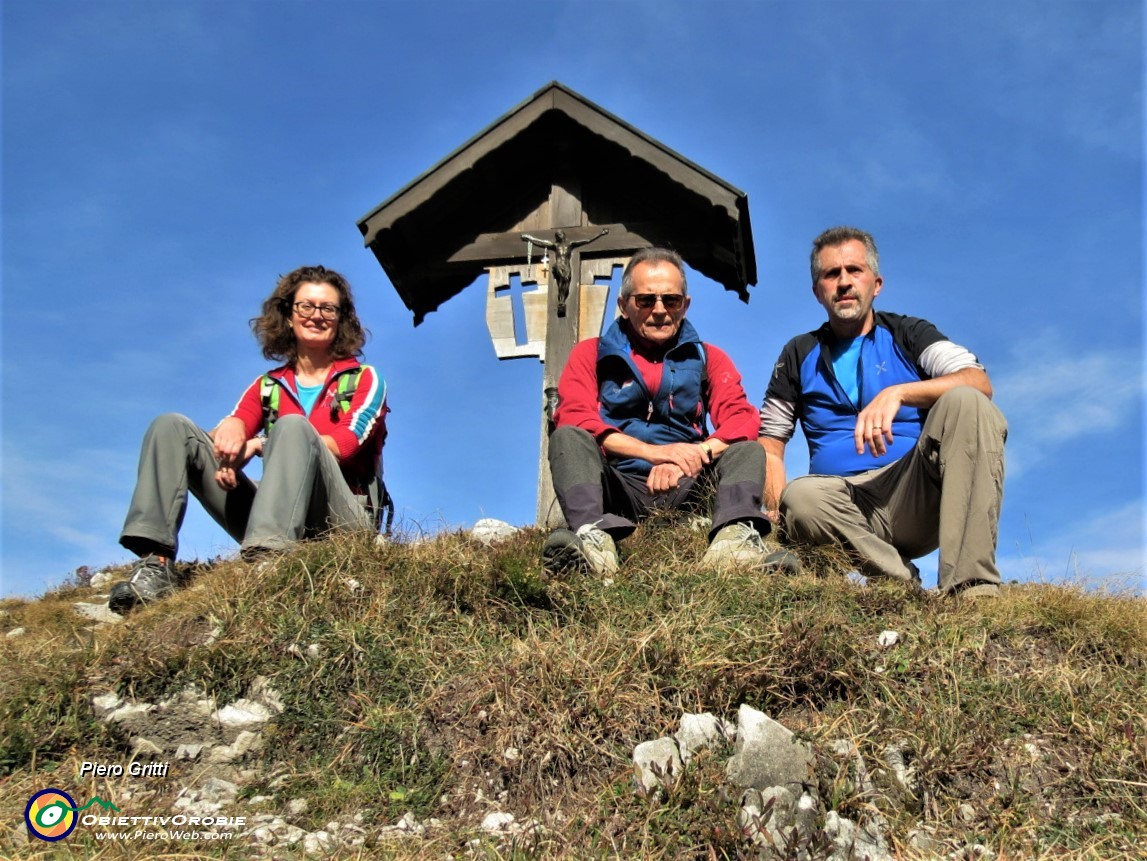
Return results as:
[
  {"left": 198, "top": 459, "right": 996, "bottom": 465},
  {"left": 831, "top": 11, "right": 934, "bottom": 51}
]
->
[
  {"left": 108, "top": 555, "right": 180, "bottom": 615},
  {"left": 701, "top": 522, "right": 769, "bottom": 570},
  {"left": 542, "top": 524, "right": 619, "bottom": 577}
]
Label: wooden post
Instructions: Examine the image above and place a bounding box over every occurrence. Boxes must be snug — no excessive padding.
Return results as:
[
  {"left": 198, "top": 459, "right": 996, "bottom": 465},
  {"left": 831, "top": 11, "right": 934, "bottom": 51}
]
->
[{"left": 536, "top": 177, "right": 583, "bottom": 526}]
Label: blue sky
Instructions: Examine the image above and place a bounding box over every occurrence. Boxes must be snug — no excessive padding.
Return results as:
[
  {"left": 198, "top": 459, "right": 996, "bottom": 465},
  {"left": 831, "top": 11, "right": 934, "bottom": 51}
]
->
[{"left": 2, "top": 0, "right": 1142, "bottom": 597}]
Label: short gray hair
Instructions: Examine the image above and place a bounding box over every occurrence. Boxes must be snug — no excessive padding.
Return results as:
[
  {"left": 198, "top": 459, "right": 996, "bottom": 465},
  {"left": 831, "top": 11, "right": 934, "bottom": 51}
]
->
[
  {"left": 620, "top": 247, "right": 688, "bottom": 300},
  {"left": 810, "top": 226, "right": 880, "bottom": 282}
]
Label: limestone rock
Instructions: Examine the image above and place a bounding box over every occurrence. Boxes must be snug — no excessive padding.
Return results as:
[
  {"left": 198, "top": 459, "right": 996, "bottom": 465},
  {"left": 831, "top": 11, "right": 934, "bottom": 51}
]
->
[
  {"left": 633, "top": 737, "right": 683, "bottom": 795},
  {"left": 470, "top": 518, "right": 520, "bottom": 545},
  {"left": 725, "top": 704, "right": 813, "bottom": 790},
  {"left": 74, "top": 601, "right": 122, "bottom": 623},
  {"left": 675, "top": 711, "right": 734, "bottom": 765}
]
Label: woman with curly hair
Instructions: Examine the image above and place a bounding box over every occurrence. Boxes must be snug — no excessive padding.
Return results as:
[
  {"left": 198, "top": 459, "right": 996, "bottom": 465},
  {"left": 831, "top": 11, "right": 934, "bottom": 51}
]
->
[{"left": 109, "top": 265, "right": 388, "bottom": 614}]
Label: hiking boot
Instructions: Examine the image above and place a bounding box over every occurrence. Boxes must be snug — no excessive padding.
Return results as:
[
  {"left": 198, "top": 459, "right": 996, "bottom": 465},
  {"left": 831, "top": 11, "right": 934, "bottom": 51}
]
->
[
  {"left": 542, "top": 524, "right": 619, "bottom": 577},
  {"left": 108, "top": 554, "right": 179, "bottom": 615},
  {"left": 701, "top": 522, "right": 768, "bottom": 570},
  {"left": 951, "top": 580, "right": 1001, "bottom": 600}
]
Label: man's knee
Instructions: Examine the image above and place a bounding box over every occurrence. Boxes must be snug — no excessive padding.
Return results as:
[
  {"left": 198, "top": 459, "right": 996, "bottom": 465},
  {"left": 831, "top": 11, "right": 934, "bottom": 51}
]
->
[
  {"left": 932, "top": 386, "right": 1008, "bottom": 439},
  {"left": 779, "top": 477, "right": 841, "bottom": 538},
  {"left": 549, "top": 425, "right": 596, "bottom": 459},
  {"left": 716, "top": 440, "right": 765, "bottom": 483},
  {"left": 935, "top": 386, "right": 997, "bottom": 417}
]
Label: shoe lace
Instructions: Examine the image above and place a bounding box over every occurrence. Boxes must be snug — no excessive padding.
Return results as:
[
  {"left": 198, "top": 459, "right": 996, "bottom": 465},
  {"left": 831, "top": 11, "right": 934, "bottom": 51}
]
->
[
  {"left": 578, "top": 527, "right": 611, "bottom": 553},
  {"left": 131, "top": 555, "right": 171, "bottom": 586},
  {"left": 728, "top": 522, "right": 764, "bottom": 550}
]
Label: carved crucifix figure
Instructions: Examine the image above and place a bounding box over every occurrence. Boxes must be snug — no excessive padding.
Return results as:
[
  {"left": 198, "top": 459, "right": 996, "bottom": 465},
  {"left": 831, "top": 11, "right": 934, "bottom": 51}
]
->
[{"left": 520, "top": 227, "right": 609, "bottom": 317}]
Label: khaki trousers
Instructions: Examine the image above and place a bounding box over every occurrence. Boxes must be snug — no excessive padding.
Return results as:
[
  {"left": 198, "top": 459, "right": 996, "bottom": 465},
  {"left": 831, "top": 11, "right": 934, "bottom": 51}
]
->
[{"left": 780, "top": 387, "right": 1007, "bottom": 593}]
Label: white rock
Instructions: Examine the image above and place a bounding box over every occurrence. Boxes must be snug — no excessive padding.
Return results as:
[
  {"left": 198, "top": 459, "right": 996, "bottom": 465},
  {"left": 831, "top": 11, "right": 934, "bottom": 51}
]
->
[
  {"left": 90, "top": 570, "right": 117, "bottom": 589},
  {"left": 470, "top": 518, "right": 520, "bottom": 545},
  {"left": 176, "top": 743, "right": 204, "bottom": 761},
  {"left": 108, "top": 702, "right": 155, "bottom": 723},
  {"left": 74, "top": 602, "right": 122, "bottom": 623},
  {"left": 208, "top": 730, "right": 264, "bottom": 763},
  {"left": 343, "top": 578, "right": 362, "bottom": 592},
  {"left": 130, "top": 737, "right": 164, "bottom": 756},
  {"left": 288, "top": 798, "right": 309, "bottom": 816},
  {"left": 6, "top": 627, "right": 27, "bottom": 638},
  {"left": 633, "top": 737, "right": 683, "bottom": 795},
  {"left": 248, "top": 795, "right": 274, "bottom": 805},
  {"left": 503, "top": 747, "right": 521, "bottom": 762},
  {"left": 91, "top": 692, "right": 124, "bottom": 719},
  {"left": 214, "top": 699, "right": 273, "bottom": 730},
  {"left": 306, "top": 643, "right": 322, "bottom": 659},
  {"left": 877, "top": 630, "right": 900, "bottom": 648},
  {"left": 303, "top": 830, "right": 336, "bottom": 856},
  {"left": 248, "top": 677, "right": 285, "bottom": 714},
  {"left": 480, "top": 811, "right": 516, "bottom": 832},
  {"left": 725, "top": 704, "right": 814, "bottom": 789},
  {"left": 675, "top": 712, "right": 734, "bottom": 764}
]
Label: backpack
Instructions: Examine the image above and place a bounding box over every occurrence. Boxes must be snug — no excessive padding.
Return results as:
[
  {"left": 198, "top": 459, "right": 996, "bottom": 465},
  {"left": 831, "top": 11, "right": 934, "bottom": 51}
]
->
[{"left": 259, "top": 368, "right": 394, "bottom": 534}]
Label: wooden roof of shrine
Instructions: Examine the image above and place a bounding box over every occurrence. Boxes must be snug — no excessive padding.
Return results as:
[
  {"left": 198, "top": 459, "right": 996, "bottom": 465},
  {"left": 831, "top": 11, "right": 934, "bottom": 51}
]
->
[{"left": 357, "top": 81, "right": 758, "bottom": 324}]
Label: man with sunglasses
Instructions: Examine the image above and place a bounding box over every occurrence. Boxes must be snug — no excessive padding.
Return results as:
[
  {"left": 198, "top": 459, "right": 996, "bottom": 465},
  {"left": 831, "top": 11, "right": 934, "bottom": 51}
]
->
[
  {"left": 758, "top": 227, "right": 1007, "bottom": 598},
  {"left": 543, "top": 247, "right": 772, "bottom": 576}
]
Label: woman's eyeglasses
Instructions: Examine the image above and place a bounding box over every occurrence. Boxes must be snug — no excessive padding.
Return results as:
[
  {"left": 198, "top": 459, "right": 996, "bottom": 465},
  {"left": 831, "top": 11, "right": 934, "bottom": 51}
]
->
[
  {"left": 293, "top": 301, "right": 341, "bottom": 320},
  {"left": 630, "top": 293, "right": 685, "bottom": 310}
]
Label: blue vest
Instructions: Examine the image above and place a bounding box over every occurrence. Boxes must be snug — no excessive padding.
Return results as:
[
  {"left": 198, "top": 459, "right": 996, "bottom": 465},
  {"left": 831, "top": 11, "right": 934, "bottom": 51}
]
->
[{"left": 597, "top": 318, "right": 707, "bottom": 475}]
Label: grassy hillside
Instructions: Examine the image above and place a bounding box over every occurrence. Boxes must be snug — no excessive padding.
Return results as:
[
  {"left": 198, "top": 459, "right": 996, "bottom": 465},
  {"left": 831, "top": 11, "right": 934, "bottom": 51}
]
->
[{"left": 1, "top": 521, "right": 1144, "bottom": 859}]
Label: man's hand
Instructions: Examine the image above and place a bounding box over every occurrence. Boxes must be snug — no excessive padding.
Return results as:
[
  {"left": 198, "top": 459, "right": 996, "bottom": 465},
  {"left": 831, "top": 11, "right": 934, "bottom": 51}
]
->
[
  {"left": 646, "top": 462, "right": 685, "bottom": 494},
  {"left": 648, "top": 441, "right": 709, "bottom": 477},
  {"left": 854, "top": 385, "right": 902, "bottom": 457}
]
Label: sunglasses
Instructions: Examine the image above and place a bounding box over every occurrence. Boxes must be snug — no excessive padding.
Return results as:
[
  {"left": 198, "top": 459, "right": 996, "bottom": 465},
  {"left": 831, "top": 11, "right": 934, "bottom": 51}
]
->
[{"left": 630, "top": 293, "right": 685, "bottom": 310}]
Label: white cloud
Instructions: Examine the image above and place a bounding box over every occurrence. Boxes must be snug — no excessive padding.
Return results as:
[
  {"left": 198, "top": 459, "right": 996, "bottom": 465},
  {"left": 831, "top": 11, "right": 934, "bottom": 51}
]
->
[
  {"left": 992, "top": 332, "right": 1144, "bottom": 477},
  {"left": 998, "top": 499, "right": 1145, "bottom": 593}
]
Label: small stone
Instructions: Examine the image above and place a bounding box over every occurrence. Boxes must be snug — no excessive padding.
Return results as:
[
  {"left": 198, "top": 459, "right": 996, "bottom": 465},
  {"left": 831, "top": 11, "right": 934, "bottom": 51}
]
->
[
  {"left": 214, "top": 700, "right": 273, "bottom": 730},
  {"left": 130, "top": 737, "right": 164, "bottom": 756},
  {"left": 877, "top": 630, "right": 900, "bottom": 648},
  {"left": 959, "top": 803, "right": 977, "bottom": 822},
  {"left": 90, "top": 570, "right": 117, "bottom": 589},
  {"left": 633, "top": 737, "right": 683, "bottom": 795},
  {"left": 303, "top": 830, "right": 335, "bottom": 856},
  {"left": 288, "top": 798, "right": 309, "bottom": 816},
  {"left": 343, "top": 578, "right": 362, "bottom": 592},
  {"left": 6, "top": 627, "right": 27, "bottom": 638},
  {"left": 306, "top": 643, "right": 322, "bottom": 659},
  {"left": 91, "top": 692, "right": 124, "bottom": 719},
  {"left": 470, "top": 518, "right": 520, "bottom": 545},
  {"left": 503, "top": 747, "right": 521, "bottom": 762},
  {"left": 176, "top": 743, "right": 204, "bottom": 761},
  {"left": 480, "top": 811, "right": 516, "bottom": 832},
  {"left": 248, "top": 795, "right": 273, "bottom": 806}
]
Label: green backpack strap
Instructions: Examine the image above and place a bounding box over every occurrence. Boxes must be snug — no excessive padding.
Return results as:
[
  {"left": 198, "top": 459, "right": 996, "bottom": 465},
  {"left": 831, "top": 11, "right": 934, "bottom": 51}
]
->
[
  {"left": 330, "top": 366, "right": 365, "bottom": 420},
  {"left": 260, "top": 375, "right": 281, "bottom": 433}
]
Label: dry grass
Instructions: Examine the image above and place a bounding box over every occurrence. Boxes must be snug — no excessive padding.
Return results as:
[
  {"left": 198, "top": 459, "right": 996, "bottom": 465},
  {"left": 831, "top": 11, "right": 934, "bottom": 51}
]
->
[{"left": 1, "top": 523, "right": 1144, "bottom": 859}]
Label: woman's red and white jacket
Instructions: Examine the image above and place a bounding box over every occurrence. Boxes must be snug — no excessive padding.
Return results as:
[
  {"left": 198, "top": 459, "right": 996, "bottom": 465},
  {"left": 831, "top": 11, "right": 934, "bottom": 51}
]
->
[{"left": 226, "top": 357, "right": 387, "bottom": 496}]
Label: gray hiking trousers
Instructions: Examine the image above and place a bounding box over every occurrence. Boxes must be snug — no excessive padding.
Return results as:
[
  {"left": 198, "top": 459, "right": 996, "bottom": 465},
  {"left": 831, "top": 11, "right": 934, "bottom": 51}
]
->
[
  {"left": 119, "top": 412, "right": 372, "bottom": 559},
  {"left": 779, "top": 387, "right": 1007, "bottom": 593},
  {"left": 548, "top": 425, "right": 769, "bottom": 541}
]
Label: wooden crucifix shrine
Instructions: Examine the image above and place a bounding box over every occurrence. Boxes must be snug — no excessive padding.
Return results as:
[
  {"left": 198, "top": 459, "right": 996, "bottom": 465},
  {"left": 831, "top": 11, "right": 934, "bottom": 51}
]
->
[{"left": 357, "top": 81, "right": 758, "bottom": 525}]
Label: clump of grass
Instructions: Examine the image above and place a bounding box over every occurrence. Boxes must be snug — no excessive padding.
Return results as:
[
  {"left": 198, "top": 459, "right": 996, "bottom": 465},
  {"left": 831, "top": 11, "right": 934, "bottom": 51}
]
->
[{"left": 0, "top": 524, "right": 1144, "bottom": 859}]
